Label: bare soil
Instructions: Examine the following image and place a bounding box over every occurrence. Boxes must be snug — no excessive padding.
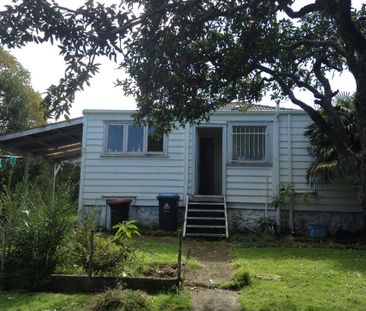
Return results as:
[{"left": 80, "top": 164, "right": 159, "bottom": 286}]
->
[
  {"left": 142, "top": 264, "right": 177, "bottom": 278},
  {"left": 183, "top": 239, "right": 240, "bottom": 311},
  {"left": 188, "top": 287, "right": 239, "bottom": 311}
]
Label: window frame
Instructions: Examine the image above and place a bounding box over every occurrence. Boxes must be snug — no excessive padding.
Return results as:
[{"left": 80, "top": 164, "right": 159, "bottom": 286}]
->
[
  {"left": 228, "top": 123, "right": 271, "bottom": 164},
  {"left": 103, "top": 122, "right": 167, "bottom": 156}
]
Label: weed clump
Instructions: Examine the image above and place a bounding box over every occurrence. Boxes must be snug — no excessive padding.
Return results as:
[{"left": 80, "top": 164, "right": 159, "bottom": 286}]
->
[
  {"left": 221, "top": 267, "right": 251, "bottom": 290},
  {"left": 90, "top": 289, "right": 151, "bottom": 311}
]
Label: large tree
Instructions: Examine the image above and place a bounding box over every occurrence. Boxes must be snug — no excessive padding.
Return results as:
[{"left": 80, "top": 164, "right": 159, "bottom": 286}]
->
[
  {"left": 1, "top": 0, "right": 366, "bottom": 206},
  {"left": 0, "top": 47, "right": 45, "bottom": 133}
]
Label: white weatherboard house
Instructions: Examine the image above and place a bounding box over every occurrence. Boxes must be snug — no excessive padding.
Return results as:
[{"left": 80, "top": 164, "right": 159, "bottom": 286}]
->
[
  {"left": 0, "top": 104, "right": 363, "bottom": 237},
  {"left": 78, "top": 104, "right": 363, "bottom": 237}
]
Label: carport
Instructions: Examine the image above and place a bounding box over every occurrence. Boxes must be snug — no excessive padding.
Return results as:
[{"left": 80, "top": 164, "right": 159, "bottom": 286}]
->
[{"left": 0, "top": 117, "right": 83, "bottom": 195}]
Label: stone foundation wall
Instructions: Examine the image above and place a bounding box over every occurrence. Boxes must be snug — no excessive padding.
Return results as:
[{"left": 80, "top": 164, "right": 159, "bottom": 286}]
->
[
  {"left": 228, "top": 208, "right": 365, "bottom": 235},
  {"left": 129, "top": 206, "right": 185, "bottom": 228},
  {"left": 281, "top": 210, "right": 365, "bottom": 235},
  {"left": 228, "top": 209, "right": 276, "bottom": 232},
  {"left": 102, "top": 205, "right": 365, "bottom": 236}
]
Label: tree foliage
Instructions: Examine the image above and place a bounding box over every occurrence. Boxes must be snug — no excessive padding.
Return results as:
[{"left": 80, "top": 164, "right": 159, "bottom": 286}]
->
[
  {"left": 1, "top": 1, "right": 366, "bottom": 205},
  {"left": 0, "top": 48, "right": 45, "bottom": 133}
]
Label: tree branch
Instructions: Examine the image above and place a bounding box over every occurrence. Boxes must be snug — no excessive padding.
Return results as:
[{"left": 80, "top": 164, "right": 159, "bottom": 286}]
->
[
  {"left": 280, "top": 3, "right": 319, "bottom": 18},
  {"left": 257, "top": 64, "right": 350, "bottom": 156}
]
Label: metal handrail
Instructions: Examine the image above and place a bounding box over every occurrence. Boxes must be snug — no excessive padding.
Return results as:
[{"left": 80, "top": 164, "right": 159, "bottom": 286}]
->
[
  {"left": 223, "top": 195, "right": 229, "bottom": 238},
  {"left": 183, "top": 193, "right": 189, "bottom": 237}
]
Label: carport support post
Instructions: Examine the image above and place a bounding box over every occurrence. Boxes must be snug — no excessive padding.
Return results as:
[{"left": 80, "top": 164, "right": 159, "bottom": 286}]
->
[
  {"left": 52, "top": 163, "right": 62, "bottom": 202},
  {"left": 24, "top": 153, "right": 30, "bottom": 186}
]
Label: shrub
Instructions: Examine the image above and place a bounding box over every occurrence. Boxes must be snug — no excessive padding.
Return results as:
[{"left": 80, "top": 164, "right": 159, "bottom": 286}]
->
[
  {"left": 90, "top": 289, "right": 123, "bottom": 311},
  {"left": 0, "top": 181, "right": 74, "bottom": 285},
  {"left": 119, "top": 290, "right": 151, "bottom": 311},
  {"left": 221, "top": 266, "right": 251, "bottom": 290},
  {"left": 89, "top": 289, "right": 151, "bottom": 311},
  {"left": 60, "top": 227, "right": 130, "bottom": 276}
]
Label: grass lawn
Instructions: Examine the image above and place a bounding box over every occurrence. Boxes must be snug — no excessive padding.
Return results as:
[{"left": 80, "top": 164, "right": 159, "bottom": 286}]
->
[
  {"left": 0, "top": 291, "right": 89, "bottom": 311},
  {"left": 232, "top": 247, "right": 366, "bottom": 311},
  {"left": 129, "top": 237, "right": 200, "bottom": 275},
  {"left": 0, "top": 290, "right": 191, "bottom": 311}
]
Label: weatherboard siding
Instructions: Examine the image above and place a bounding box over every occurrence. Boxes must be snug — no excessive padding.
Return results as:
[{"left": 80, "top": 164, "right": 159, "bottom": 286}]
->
[
  {"left": 81, "top": 112, "right": 185, "bottom": 208},
  {"left": 80, "top": 110, "right": 360, "bottom": 215}
]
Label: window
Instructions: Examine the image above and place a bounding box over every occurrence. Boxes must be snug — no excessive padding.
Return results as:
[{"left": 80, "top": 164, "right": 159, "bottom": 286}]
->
[
  {"left": 106, "top": 124, "right": 124, "bottom": 152},
  {"left": 232, "top": 126, "right": 266, "bottom": 161},
  {"left": 127, "top": 125, "right": 144, "bottom": 152},
  {"left": 105, "top": 123, "right": 165, "bottom": 154}
]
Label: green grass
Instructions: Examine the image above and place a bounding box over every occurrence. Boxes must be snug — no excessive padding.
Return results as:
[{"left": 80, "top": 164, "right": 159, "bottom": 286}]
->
[
  {"left": 0, "top": 291, "right": 89, "bottom": 311},
  {"left": 0, "top": 290, "right": 191, "bottom": 311},
  {"left": 56, "top": 234, "right": 200, "bottom": 277},
  {"left": 129, "top": 238, "right": 200, "bottom": 275},
  {"left": 151, "top": 290, "right": 192, "bottom": 311},
  {"left": 232, "top": 247, "right": 366, "bottom": 311}
]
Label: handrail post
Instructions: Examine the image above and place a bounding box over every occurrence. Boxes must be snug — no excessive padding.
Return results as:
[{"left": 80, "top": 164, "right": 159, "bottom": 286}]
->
[{"left": 177, "top": 229, "right": 183, "bottom": 281}]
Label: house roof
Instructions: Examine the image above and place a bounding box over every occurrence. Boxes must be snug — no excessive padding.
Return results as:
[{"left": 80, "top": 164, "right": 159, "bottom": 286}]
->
[
  {"left": 0, "top": 117, "right": 83, "bottom": 162},
  {"left": 218, "top": 102, "right": 294, "bottom": 111}
]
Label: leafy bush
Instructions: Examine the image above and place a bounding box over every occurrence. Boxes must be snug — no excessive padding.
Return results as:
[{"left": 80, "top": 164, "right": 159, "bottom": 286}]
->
[
  {"left": 57, "top": 218, "right": 139, "bottom": 276},
  {"left": 89, "top": 289, "right": 151, "bottom": 311},
  {"left": 0, "top": 181, "right": 74, "bottom": 285},
  {"left": 221, "top": 266, "right": 251, "bottom": 290}
]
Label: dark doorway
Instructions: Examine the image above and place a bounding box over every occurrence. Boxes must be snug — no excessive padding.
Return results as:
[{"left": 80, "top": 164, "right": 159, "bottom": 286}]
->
[{"left": 197, "top": 128, "right": 222, "bottom": 195}]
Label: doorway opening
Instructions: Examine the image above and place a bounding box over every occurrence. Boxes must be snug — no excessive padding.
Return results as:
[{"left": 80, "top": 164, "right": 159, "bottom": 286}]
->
[{"left": 197, "top": 127, "right": 222, "bottom": 195}]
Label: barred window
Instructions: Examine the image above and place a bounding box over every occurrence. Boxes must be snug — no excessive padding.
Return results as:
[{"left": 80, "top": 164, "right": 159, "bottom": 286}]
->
[{"left": 232, "top": 126, "right": 266, "bottom": 161}]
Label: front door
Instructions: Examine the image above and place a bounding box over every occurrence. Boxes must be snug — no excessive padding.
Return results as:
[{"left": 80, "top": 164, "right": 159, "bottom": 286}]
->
[{"left": 197, "top": 128, "right": 222, "bottom": 195}]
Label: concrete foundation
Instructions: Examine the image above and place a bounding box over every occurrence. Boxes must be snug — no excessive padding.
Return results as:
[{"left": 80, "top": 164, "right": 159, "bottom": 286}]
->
[
  {"left": 227, "top": 208, "right": 365, "bottom": 235},
  {"left": 95, "top": 204, "right": 365, "bottom": 236},
  {"left": 281, "top": 210, "right": 365, "bottom": 235}
]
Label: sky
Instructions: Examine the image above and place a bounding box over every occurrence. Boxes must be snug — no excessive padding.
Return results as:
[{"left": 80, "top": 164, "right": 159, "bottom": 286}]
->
[{"left": 0, "top": 0, "right": 362, "bottom": 119}]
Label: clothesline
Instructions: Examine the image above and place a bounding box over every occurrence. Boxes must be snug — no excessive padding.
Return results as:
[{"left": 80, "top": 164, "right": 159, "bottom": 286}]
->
[{"left": 0, "top": 155, "right": 20, "bottom": 168}]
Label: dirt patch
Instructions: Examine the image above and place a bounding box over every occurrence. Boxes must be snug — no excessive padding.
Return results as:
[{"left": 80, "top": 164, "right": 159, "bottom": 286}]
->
[
  {"left": 183, "top": 239, "right": 239, "bottom": 311},
  {"left": 189, "top": 287, "right": 239, "bottom": 311},
  {"left": 183, "top": 240, "right": 234, "bottom": 286},
  {"left": 142, "top": 264, "right": 177, "bottom": 278}
]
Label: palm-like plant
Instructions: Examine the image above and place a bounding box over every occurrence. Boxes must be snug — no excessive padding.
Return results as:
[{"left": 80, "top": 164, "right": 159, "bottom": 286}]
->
[{"left": 305, "top": 93, "right": 360, "bottom": 188}]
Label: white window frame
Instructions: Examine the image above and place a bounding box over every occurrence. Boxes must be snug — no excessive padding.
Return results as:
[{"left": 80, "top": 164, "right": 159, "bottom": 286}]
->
[
  {"left": 103, "top": 122, "right": 167, "bottom": 155},
  {"left": 228, "top": 123, "right": 270, "bottom": 164}
]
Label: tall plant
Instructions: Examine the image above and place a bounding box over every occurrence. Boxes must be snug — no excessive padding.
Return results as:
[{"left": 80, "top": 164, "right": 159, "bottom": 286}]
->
[
  {"left": 0, "top": 181, "right": 74, "bottom": 285},
  {"left": 305, "top": 93, "right": 360, "bottom": 188}
]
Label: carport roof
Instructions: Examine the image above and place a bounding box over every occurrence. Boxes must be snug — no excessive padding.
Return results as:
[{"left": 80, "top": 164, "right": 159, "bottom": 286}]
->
[{"left": 0, "top": 117, "right": 83, "bottom": 162}]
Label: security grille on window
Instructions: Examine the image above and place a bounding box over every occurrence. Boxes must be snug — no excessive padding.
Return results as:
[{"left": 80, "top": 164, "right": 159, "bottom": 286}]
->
[
  {"left": 232, "top": 126, "right": 266, "bottom": 161},
  {"left": 105, "top": 123, "right": 164, "bottom": 154}
]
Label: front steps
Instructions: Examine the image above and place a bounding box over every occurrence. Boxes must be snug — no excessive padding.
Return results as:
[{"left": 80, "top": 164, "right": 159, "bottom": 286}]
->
[{"left": 183, "top": 195, "right": 229, "bottom": 238}]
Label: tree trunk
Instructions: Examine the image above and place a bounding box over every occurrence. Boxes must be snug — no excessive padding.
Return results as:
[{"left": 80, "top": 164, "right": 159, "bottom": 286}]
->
[{"left": 355, "top": 66, "right": 366, "bottom": 228}]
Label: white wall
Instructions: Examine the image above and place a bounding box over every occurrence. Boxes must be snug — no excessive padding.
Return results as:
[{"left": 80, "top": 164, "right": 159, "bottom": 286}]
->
[
  {"left": 79, "top": 109, "right": 361, "bottom": 222},
  {"left": 80, "top": 112, "right": 186, "bottom": 213}
]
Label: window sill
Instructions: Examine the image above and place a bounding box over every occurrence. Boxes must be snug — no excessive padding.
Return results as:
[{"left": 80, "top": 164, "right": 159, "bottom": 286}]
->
[
  {"left": 227, "top": 161, "right": 272, "bottom": 167},
  {"left": 100, "top": 153, "right": 168, "bottom": 158}
]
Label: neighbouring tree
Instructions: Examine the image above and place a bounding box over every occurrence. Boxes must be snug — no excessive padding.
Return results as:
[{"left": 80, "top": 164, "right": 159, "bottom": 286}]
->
[
  {"left": 1, "top": 1, "right": 366, "bottom": 208},
  {"left": 0, "top": 47, "right": 45, "bottom": 133}
]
